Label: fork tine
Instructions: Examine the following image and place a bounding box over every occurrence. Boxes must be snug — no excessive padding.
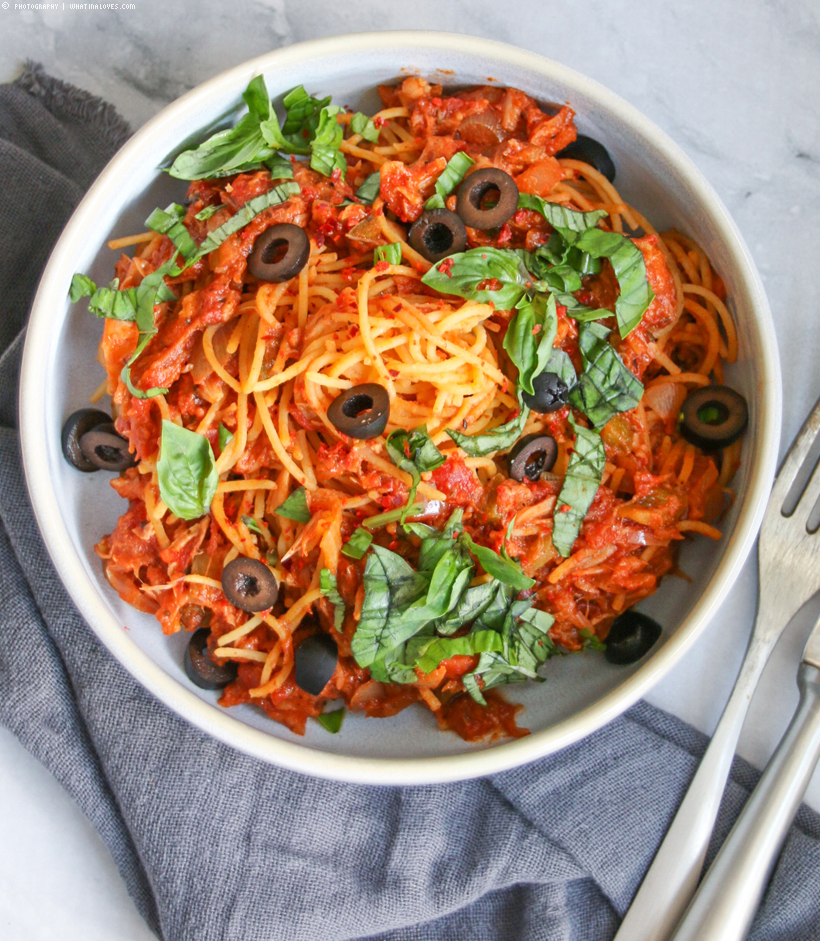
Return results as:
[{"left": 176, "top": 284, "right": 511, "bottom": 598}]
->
[
  {"left": 794, "top": 451, "right": 820, "bottom": 527},
  {"left": 769, "top": 393, "right": 820, "bottom": 510}
]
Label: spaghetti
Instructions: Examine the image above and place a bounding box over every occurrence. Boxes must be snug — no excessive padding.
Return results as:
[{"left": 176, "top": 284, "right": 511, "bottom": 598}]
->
[{"left": 76, "top": 77, "right": 743, "bottom": 742}]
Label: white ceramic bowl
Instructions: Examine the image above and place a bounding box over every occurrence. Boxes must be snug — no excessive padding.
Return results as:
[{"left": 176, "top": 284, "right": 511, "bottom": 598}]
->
[{"left": 20, "top": 32, "right": 781, "bottom": 784}]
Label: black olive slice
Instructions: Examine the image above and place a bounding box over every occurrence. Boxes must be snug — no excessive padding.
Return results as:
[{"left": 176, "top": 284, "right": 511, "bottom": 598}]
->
[
  {"left": 294, "top": 633, "right": 338, "bottom": 696},
  {"left": 455, "top": 168, "right": 519, "bottom": 230},
  {"left": 61, "top": 408, "right": 115, "bottom": 472},
  {"left": 184, "top": 627, "right": 238, "bottom": 690},
  {"left": 521, "top": 372, "right": 570, "bottom": 414},
  {"left": 408, "top": 209, "right": 467, "bottom": 263},
  {"left": 248, "top": 223, "right": 310, "bottom": 282},
  {"left": 556, "top": 135, "right": 616, "bottom": 183},
  {"left": 221, "top": 557, "right": 279, "bottom": 612},
  {"left": 78, "top": 423, "right": 136, "bottom": 472},
  {"left": 327, "top": 383, "right": 390, "bottom": 440},
  {"left": 604, "top": 611, "right": 662, "bottom": 665},
  {"left": 508, "top": 434, "right": 558, "bottom": 482},
  {"left": 680, "top": 385, "right": 748, "bottom": 451}
]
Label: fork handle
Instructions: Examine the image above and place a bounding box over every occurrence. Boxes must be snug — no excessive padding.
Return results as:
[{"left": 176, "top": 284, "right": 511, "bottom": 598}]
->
[
  {"left": 668, "top": 663, "right": 820, "bottom": 941},
  {"left": 613, "top": 628, "right": 776, "bottom": 941}
]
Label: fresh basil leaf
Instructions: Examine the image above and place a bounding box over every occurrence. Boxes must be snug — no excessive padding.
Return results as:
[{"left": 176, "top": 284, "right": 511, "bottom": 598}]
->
[
  {"left": 310, "top": 105, "right": 346, "bottom": 178},
  {"left": 145, "top": 203, "right": 198, "bottom": 262},
  {"left": 566, "top": 246, "right": 602, "bottom": 276},
  {"left": 281, "top": 84, "right": 331, "bottom": 137},
  {"left": 374, "top": 242, "right": 402, "bottom": 265},
  {"left": 274, "top": 486, "right": 311, "bottom": 523},
  {"left": 168, "top": 112, "right": 275, "bottom": 181},
  {"left": 217, "top": 423, "right": 234, "bottom": 451},
  {"left": 316, "top": 708, "right": 344, "bottom": 733},
  {"left": 241, "top": 515, "right": 266, "bottom": 537},
  {"left": 414, "top": 630, "right": 504, "bottom": 675},
  {"left": 462, "top": 535, "right": 535, "bottom": 591},
  {"left": 350, "top": 111, "right": 379, "bottom": 143},
  {"left": 341, "top": 526, "right": 373, "bottom": 560},
  {"left": 518, "top": 193, "right": 607, "bottom": 245},
  {"left": 552, "top": 416, "right": 605, "bottom": 557},
  {"left": 542, "top": 348, "right": 577, "bottom": 389},
  {"left": 569, "top": 321, "right": 644, "bottom": 429},
  {"left": 157, "top": 420, "right": 218, "bottom": 521},
  {"left": 69, "top": 273, "right": 96, "bottom": 302},
  {"left": 572, "top": 228, "right": 654, "bottom": 338},
  {"left": 579, "top": 627, "right": 606, "bottom": 652},
  {"left": 120, "top": 361, "right": 167, "bottom": 400},
  {"left": 242, "top": 74, "right": 271, "bottom": 121},
  {"left": 385, "top": 425, "right": 445, "bottom": 519},
  {"left": 421, "top": 247, "right": 531, "bottom": 310},
  {"left": 504, "top": 291, "right": 558, "bottom": 395},
  {"left": 320, "top": 568, "right": 345, "bottom": 632},
  {"left": 447, "top": 397, "right": 530, "bottom": 457},
  {"left": 80, "top": 280, "right": 139, "bottom": 321},
  {"left": 265, "top": 154, "right": 294, "bottom": 179},
  {"left": 355, "top": 171, "right": 381, "bottom": 204},
  {"left": 351, "top": 545, "right": 430, "bottom": 667},
  {"left": 192, "top": 182, "right": 300, "bottom": 260},
  {"left": 424, "top": 152, "right": 475, "bottom": 210},
  {"left": 434, "top": 581, "right": 498, "bottom": 636},
  {"left": 363, "top": 502, "right": 426, "bottom": 530},
  {"left": 194, "top": 204, "right": 223, "bottom": 222}
]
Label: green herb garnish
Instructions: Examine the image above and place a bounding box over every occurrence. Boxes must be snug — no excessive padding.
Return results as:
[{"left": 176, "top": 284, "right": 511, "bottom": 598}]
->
[
  {"left": 319, "top": 568, "right": 345, "bottom": 631},
  {"left": 552, "top": 416, "right": 606, "bottom": 557},
  {"left": 374, "top": 242, "right": 402, "bottom": 266},
  {"left": 157, "top": 420, "right": 218, "bottom": 521},
  {"left": 274, "top": 486, "right": 311, "bottom": 523},
  {"left": 424, "top": 152, "right": 475, "bottom": 210},
  {"left": 341, "top": 527, "right": 373, "bottom": 560}
]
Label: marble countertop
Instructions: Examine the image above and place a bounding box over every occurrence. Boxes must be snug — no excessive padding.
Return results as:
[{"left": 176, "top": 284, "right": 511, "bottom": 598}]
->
[{"left": 1, "top": 0, "right": 819, "bottom": 937}]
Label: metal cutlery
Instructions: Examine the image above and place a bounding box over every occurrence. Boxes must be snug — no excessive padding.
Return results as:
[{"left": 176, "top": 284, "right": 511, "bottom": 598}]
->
[{"left": 614, "top": 394, "right": 820, "bottom": 941}]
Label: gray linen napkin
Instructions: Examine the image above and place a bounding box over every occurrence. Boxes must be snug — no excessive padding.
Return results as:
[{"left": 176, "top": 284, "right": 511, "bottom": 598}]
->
[{"left": 1, "top": 62, "right": 819, "bottom": 941}]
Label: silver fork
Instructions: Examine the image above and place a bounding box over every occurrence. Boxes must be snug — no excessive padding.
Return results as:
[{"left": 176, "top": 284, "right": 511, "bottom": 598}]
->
[{"left": 614, "top": 395, "right": 820, "bottom": 941}]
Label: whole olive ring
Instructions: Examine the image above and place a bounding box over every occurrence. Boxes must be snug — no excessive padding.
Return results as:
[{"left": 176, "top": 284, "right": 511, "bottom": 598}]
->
[
  {"left": 507, "top": 433, "right": 558, "bottom": 482},
  {"left": 408, "top": 208, "right": 467, "bottom": 262},
  {"left": 521, "top": 372, "right": 570, "bottom": 414},
  {"left": 556, "top": 134, "right": 616, "bottom": 183},
  {"left": 184, "top": 627, "right": 239, "bottom": 690},
  {"left": 679, "top": 385, "right": 748, "bottom": 451},
  {"left": 604, "top": 610, "right": 662, "bottom": 665},
  {"left": 248, "top": 223, "right": 310, "bottom": 282},
  {"left": 327, "top": 383, "right": 390, "bottom": 440},
  {"left": 61, "top": 408, "right": 115, "bottom": 472},
  {"left": 78, "top": 423, "right": 136, "bottom": 472},
  {"left": 293, "top": 632, "right": 339, "bottom": 696},
  {"left": 221, "top": 557, "right": 279, "bottom": 612},
  {"left": 455, "top": 167, "right": 519, "bottom": 230}
]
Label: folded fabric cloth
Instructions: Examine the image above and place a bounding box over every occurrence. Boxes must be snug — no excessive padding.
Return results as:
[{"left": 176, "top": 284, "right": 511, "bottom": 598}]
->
[{"left": 2, "top": 62, "right": 819, "bottom": 941}]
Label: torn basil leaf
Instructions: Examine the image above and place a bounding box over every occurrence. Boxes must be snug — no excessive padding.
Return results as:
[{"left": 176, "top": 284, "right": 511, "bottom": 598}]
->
[
  {"left": 569, "top": 321, "right": 643, "bottom": 429},
  {"left": 462, "top": 535, "right": 535, "bottom": 591},
  {"left": 316, "top": 709, "right": 344, "bottom": 733},
  {"left": 414, "top": 630, "right": 504, "bottom": 675},
  {"left": 341, "top": 526, "right": 373, "bottom": 560},
  {"left": 552, "top": 416, "right": 605, "bottom": 557},
  {"left": 421, "top": 246, "right": 531, "bottom": 310},
  {"left": 145, "top": 203, "right": 198, "bottom": 263},
  {"left": 309, "top": 105, "right": 346, "bottom": 178},
  {"left": 385, "top": 425, "right": 445, "bottom": 518},
  {"left": 192, "top": 182, "right": 300, "bottom": 260},
  {"left": 69, "top": 274, "right": 97, "bottom": 303},
  {"left": 265, "top": 154, "right": 295, "bottom": 180},
  {"left": 447, "top": 396, "right": 530, "bottom": 458},
  {"left": 194, "top": 204, "right": 224, "bottom": 221},
  {"left": 241, "top": 515, "right": 266, "bottom": 537},
  {"left": 157, "top": 420, "right": 218, "bottom": 521},
  {"left": 542, "top": 348, "right": 578, "bottom": 390},
  {"left": 355, "top": 171, "right": 381, "bottom": 204},
  {"left": 217, "top": 423, "right": 234, "bottom": 452},
  {"left": 274, "top": 486, "right": 311, "bottom": 523},
  {"left": 363, "top": 503, "right": 426, "bottom": 530},
  {"left": 374, "top": 242, "right": 402, "bottom": 266},
  {"left": 350, "top": 111, "right": 379, "bottom": 142},
  {"left": 503, "top": 291, "right": 558, "bottom": 396},
  {"left": 319, "top": 568, "right": 345, "bottom": 632},
  {"left": 424, "top": 152, "right": 475, "bottom": 210},
  {"left": 572, "top": 228, "right": 654, "bottom": 338},
  {"left": 517, "top": 193, "right": 607, "bottom": 245}
]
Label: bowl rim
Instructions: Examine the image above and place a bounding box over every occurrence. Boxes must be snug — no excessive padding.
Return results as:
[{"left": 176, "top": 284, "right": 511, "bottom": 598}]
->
[{"left": 19, "top": 30, "right": 782, "bottom": 785}]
